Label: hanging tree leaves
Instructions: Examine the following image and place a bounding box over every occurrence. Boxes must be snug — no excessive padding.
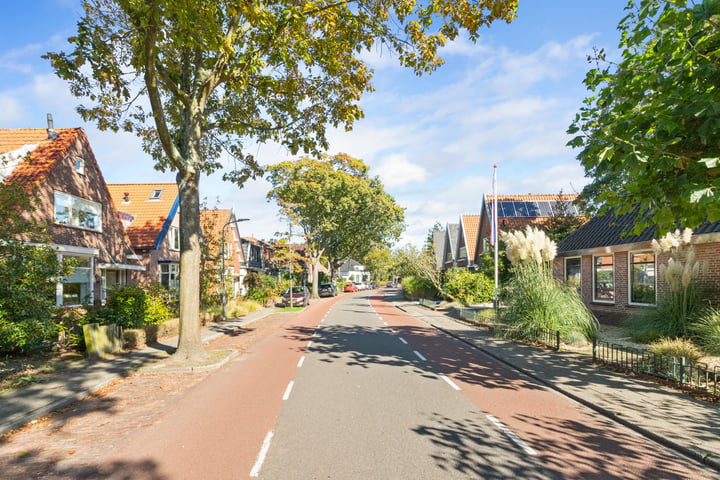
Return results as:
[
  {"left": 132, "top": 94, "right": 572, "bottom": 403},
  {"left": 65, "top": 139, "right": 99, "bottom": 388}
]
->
[
  {"left": 568, "top": 0, "right": 720, "bottom": 232},
  {"left": 45, "top": 0, "right": 517, "bottom": 362}
]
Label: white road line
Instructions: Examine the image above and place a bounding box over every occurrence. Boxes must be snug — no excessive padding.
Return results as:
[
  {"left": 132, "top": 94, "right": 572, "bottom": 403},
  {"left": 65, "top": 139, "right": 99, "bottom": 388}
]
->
[
  {"left": 307, "top": 341, "right": 313, "bottom": 349},
  {"left": 383, "top": 321, "right": 388, "bottom": 326},
  {"left": 282, "top": 381, "right": 295, "bottom": 400},
  {"left": 398, "top": 337, "right": 408, "bottom": 345},
  {"left": 250, "top": 431, "right": 274, "bottom": 477},
  {"left": 486, "top": 415, "right": 537, "bottom": 456},
  {"left": 440, "top": 374, "right": 461, "bottom": 391},
  {"left": 297, "top": 356, "right": 305, "bottom": 367},
  {"left": 389, "top": 328, "right": 396, "bottom": 333},
  {"left": 413, "top": 350, "right": 427, "bottom": 361}
]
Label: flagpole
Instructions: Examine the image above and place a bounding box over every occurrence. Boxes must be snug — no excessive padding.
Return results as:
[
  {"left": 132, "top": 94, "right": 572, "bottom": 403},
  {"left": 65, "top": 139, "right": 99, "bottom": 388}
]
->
[{"left": 493, "top": 165, "right": 499, "bottom": 316}]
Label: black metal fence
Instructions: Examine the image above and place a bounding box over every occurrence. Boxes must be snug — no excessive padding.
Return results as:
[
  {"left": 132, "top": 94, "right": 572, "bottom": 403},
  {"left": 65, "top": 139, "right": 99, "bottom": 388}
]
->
[{"left": 593, "top": 341, "right": 719, "bottom": 399}]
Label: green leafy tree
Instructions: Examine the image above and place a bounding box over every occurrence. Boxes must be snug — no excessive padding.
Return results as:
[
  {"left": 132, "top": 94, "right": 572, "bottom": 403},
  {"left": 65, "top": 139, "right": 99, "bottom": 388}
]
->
[
  {"left": 267, "top": 154, "right": 404, "bottom": 297},
  {"left": 390, "top": 243, "right": 444, "bottom": 294},
  {"left": 362, "top": 246, "right": 393, "bottom": 282},
  {"left": 568, "top": 0, "right": 720, "bottom": 232},
  {"left": 45, "top": 0, "right": 517, "bottom": 362},
  {"left": 544, "top": 192, "right": 585, "bottom": 243},
  {"left": 0, "top": 176, "right": 71, "bottom": 353}
]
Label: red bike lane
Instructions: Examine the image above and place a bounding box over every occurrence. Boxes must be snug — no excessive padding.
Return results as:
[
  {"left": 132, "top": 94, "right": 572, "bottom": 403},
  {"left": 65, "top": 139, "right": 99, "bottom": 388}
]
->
[
  {"left": 370, "top": 294, "right": 714, "bottom": 480},
  {"left": 97, "top": 298, "right": 340, "bottom": 480}
]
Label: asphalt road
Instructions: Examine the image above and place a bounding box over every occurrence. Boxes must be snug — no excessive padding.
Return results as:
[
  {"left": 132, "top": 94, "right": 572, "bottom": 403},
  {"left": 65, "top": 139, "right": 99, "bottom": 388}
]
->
[
  {"left": 255, "top": 292, "right": 716, "bottom": 480},
  {"left": 79, "top": 290, "right": 716, "bottom": 479},
  {"left": 258, "top": 294, "right": 552, "bottom": 479}
]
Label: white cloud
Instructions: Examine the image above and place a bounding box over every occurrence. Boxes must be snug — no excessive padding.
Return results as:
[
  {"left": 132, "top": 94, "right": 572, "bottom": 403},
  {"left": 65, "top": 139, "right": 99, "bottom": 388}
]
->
[{"left": 375, "top": 154, "right": 428, "bottom": 188}]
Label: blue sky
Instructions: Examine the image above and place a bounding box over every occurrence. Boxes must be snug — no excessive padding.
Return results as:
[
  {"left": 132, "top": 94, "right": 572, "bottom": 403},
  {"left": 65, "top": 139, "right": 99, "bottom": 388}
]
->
[{"left": 0, "top": 0, "right": 629, "bottom": 248}]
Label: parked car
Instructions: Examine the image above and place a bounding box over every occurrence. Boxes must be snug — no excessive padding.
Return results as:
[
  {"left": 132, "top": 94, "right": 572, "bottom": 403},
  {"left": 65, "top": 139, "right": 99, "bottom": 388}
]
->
[
  {"left": 281, "top": 286, "right": 310, "bottom": 307},
  {"left": 343, "top": 283, "right": 359, "bottom": 293},
  {"left": 318, "top": 283, "right": 337, "bottom": 297}
]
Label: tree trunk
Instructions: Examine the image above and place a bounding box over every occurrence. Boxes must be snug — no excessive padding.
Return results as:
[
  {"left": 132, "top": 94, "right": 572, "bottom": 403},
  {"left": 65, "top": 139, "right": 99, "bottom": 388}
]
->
[{"left": 172, "top": 169, "right": 210, "bottom": 363}]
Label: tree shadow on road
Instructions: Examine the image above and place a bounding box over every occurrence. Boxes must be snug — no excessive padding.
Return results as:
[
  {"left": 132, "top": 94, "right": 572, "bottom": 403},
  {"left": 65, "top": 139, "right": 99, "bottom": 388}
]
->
[
  {"left": 0, "top": 448, "right": 168, "bottom": 480},
  {"left": 411, "top": 412, "right": 559, "bottom": 479}
]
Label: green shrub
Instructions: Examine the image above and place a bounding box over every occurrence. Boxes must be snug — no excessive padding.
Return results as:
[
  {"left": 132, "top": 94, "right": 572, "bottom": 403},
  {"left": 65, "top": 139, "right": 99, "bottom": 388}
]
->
[
  {"left": 244, "top": 273, "right": 281, "bottom": 305},
  {"left": 690, "top": 307, "right": 720, "bottom": 356},
  {"left": 648, "top": 337, "right": 703, "bottom": 362},
  {"left": 443, "top": 268, "right": 493, "bottom": 305},
  {"left": 401, "top": 275, "right": 438, "bottom": 299},
  {"left": 103, "top": 284, "right": 146, "bottom": 329},
  {"left": 143, "top": 283, "right": 173, "bottom": 325}
]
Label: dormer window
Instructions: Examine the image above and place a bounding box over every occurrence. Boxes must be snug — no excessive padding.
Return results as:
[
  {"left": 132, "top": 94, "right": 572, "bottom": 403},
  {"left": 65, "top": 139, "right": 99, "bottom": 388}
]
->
[
  {"left": 75, "top": 157, "right": 85, "bottom": 175},
  {"left": 150, "top": 189, "right": 163, "bottom": 200}
]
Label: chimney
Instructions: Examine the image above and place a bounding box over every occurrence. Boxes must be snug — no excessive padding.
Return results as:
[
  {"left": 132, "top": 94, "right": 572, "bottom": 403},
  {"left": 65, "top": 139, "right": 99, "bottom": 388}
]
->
[
  {"left": 46, "top": 113, "right": 58, "bottom": 140},
  {"left": 123, "top": 192, "right": 130, "bottom": 203}
]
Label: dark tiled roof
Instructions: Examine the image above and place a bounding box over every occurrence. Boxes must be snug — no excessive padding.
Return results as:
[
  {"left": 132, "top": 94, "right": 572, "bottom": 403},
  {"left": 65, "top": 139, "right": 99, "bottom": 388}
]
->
[{"left": 558, "top": 207, "right": 720, "bottom": 254}]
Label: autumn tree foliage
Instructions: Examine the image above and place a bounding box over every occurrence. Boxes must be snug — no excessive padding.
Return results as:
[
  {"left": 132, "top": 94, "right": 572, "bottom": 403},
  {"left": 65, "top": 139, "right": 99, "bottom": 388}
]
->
[
  {"left": 266, "top": 154, "right": 404, "bottom": 298},
  {"left": 45, "top": 0, "right": 517, "bottom": 362}
]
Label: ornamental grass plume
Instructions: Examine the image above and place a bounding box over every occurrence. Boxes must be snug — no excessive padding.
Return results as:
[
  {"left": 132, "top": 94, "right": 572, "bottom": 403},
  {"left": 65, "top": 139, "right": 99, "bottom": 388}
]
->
[
  {"left": 503, "top": 226, "right": 557, "bottom": 266},
  {"left": 643, "top": 228, "right": 700, "bottom": 338},
  {"left": 500, "top": 226, "right": 597, "bottom": 343}
]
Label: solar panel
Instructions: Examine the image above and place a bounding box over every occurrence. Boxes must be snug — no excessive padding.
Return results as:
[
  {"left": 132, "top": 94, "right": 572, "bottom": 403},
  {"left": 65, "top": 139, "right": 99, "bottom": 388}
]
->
[
  {"left": 525, "top": 201, "right": 541, "bottom": 217},
  {"left": 500, "top": 201, "right": 516, "bottom": 217},
  {"left": 537, "top": 201, "right": 554, "bottom": 216},
  {"left": 514, "top": 202, "right": 529, "bottom": 217}
]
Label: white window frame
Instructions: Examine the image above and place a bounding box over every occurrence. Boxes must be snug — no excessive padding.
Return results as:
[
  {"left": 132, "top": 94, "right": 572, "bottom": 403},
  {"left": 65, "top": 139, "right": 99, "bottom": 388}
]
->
[
  {"left": 74, "top": 157, "right": 85, "bottom": 175},
  {"left": 628, "top": 250, "right": 656, "bottom": 306},
  {"left": 592, "top": 254, "right": 615, "bottom": 304},
  {"left": 54, "top": 191, "right": 102, "bottom": 232},
  {"left": 168, "top": 226, "right": 180, "bottom": 251},
  {"left": 160, "top": 263, "right": 180, "bottom": 291},
  {"left": 57, "top": 254, "right": 94, "bottom": 306}
]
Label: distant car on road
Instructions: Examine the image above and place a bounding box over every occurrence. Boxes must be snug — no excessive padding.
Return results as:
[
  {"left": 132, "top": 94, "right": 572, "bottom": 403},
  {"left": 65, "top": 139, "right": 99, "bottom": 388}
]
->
[
  {"left": 318, "top": 283, "right": 337, "bottom": 297},
  {"left": 343, "top": 283, "right": 359, "bottom": 293},
  {"left": 281, "top": 286, "right": 310, "bottom": 307}
]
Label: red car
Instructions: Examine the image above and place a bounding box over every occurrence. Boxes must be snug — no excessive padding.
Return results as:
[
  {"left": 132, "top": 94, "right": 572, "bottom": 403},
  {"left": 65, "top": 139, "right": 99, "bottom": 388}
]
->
[{"left": 343, "top": 283, "right": 359, "bottom": 292}]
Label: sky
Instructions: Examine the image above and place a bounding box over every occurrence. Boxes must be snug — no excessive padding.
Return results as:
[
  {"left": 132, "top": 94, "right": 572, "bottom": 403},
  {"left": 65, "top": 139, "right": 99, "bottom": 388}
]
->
[{"left": 0, "top": 0, "right": 630, "bottom": 249}]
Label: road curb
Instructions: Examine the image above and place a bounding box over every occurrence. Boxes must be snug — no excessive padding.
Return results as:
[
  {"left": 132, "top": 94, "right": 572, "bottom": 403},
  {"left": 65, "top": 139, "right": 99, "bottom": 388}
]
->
[{"left": 423, "top": 315, "right": 720, "bottom": 474}]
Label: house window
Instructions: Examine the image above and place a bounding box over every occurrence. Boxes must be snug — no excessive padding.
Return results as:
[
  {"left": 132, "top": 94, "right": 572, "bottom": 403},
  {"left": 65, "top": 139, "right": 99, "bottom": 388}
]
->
[
  {"left": 59, "top": 255, "right": 93, "bottom": 306},
  {"left": 160, "top": 263, "right": 180, "bottom": 290},
  {"left": 54, "top": 192, "right": 102, "bottom": 231},
  {"left": 565, "top": 257, "right": 582, "bottom": 291},
  {"left": 75, "top": 157, "right": 85, "bottom": 174},
  {"left": 150, "top": 189, "right": 163, "bottom": 200},
  {"left": 630, "top": 252, "right": 656, "bottom": 305},
  {"left": 168, "top": 226, "right": 180, "bottom": 251},
  {"left": 593, "top": 255, "right": 614, "bottom": 302}
]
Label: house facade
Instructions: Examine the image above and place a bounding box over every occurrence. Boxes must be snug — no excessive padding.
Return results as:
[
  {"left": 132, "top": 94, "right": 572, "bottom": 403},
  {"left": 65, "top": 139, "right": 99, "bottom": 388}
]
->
[
  {"left": 478, "top": 193, "right": 582, "bottom": 258},
  {"left": 200, "top": 209, "right": 248, "bottom": 297},
  {"left": 106, "top": 183, "right": 180, "bottom": 291},
  {"left": 455, "top": 215, "right": 480, "bottom": 268},
  {"left": 554, "top": 209, "right": 720, "bottom": 324},
  {"left": 0, "top": 127, "right": 144, "bottom": 306}
]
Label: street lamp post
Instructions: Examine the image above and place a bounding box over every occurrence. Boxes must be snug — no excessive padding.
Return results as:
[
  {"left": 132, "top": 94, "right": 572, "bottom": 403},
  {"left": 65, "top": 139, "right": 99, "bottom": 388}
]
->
[{"left": 221, "top": 217, "right": 250, "bottom": 321}]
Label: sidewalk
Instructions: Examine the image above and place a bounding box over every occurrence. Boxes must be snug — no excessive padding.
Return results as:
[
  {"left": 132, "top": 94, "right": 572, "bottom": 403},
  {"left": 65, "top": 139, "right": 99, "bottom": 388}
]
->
[
  {"left": 0, "top": 308, "right": 275, "bottom": 436},
  {"left": 392, "top": 298, "right": 720, "bottom": 473}
]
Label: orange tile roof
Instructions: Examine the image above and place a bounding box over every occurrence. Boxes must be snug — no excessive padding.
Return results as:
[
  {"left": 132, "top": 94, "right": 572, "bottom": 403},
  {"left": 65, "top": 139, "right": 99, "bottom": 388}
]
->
[
  {"left": 107, "top": 183, "right": 179, "bottom": 249},
  {"left": 487, "top": 193, "right": 578, "bottom": 203},
  {"left": 200, "top": 209, "right": 232, "bottom": 240},
  {"left": 460, "top": 214, "right": 481, "bottom": 262},
  {"left": 0, "top": 128, "right": 82, "bottom": 185}
]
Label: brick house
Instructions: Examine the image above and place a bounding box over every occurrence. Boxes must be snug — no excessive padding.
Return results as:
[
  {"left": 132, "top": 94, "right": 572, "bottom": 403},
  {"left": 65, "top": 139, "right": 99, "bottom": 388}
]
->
[
  {"left": 0, "top": 126, "right": 144, "bottom": 306},
  {"left": 200, "top": 209, "right": 248, "bottom": 297},
  {"left": 478, "top": 194, "right": 582, "bottom": 259},
  {"left": 554, "top": 208, "right": 720, "bottom": 324},
  {"left": 455, "top": 214, "right": 481, "bottom": 268},
  {"left": 106, "top": 183, "right": 180, "bottom": 291}
]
